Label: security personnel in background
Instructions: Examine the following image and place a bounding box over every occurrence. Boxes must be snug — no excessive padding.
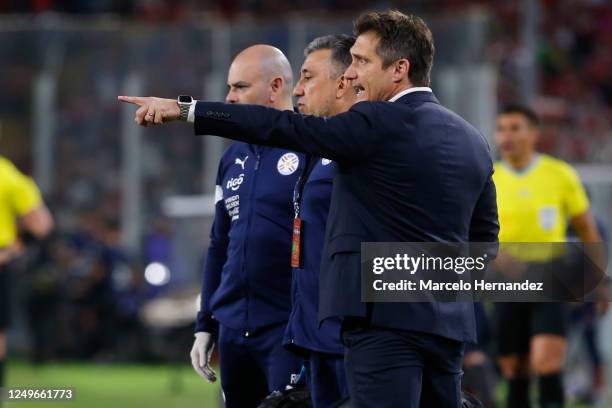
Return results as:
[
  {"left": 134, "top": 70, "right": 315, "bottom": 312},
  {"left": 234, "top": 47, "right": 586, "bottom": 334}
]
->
[
  {"left": 0, "top": 156, "right": 53, "bottom": 390},
  {"left": 493, "top": 105, "right": 603, "bottom": 408},
  {"left": 188, "top": 45, "right": 304, "bottom": 408},
  {"left": 284, "top": 34, "right": 356, "bottom": 408}
]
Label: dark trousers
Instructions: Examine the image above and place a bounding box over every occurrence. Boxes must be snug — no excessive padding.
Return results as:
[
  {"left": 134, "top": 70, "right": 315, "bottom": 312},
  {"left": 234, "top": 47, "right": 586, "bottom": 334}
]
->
[
  {"left": 219, "top": 322, "right": 303, "bottom": 408},
  {"left": 342, "top": 325, "right": 464, "bottom": 408},
  {"left": 309, "top": 351, "right": 349, "bottom": 408},
  {"left": 0, "top": 265, "right": 10, "bottom": 331}
]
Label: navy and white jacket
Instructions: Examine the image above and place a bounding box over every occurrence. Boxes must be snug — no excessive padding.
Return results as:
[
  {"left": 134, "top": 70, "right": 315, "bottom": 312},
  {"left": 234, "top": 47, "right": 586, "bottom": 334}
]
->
[
  {"left": 284, "top": 157, "right": 344, "bottom": 356},
  {"left": 195, "top": 142, "right": 304, "bottom": 335}
]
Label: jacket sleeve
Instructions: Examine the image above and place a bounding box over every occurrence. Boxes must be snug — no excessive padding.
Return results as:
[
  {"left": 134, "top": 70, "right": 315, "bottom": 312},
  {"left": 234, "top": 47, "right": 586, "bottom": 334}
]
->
[
  {"left": 469, "top": 168, "right": 500, "bottom": 259},
  {"left": 194, "top": 162, "right": 230, "bottom": 337},
  {"left": 193, "top": 101, "right": 379, "bottom": 163}
]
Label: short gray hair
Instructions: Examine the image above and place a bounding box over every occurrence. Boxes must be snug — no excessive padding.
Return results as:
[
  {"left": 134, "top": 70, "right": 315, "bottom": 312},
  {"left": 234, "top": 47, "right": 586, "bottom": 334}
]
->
[{"left": 304, "top": 34, "right": 356, "bottom": 78}]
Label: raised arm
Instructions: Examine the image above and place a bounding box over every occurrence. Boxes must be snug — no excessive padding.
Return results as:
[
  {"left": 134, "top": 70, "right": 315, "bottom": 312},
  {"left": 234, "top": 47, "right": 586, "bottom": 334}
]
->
[
  {"left": 117, "top": 96, "right": 379, "bottom": 163},
  {"left": 193, "top": 101, "right": 378, "bottom": 163}
]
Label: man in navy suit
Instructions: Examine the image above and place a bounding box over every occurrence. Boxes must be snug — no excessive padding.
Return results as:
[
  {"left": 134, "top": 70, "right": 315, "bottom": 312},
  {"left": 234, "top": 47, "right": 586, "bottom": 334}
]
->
[
  {"left": 285, "top": 34, "right": 356, "bottom": 408},
  {"left": 119, "top": 10, "right": 499, "bottom": 407}
]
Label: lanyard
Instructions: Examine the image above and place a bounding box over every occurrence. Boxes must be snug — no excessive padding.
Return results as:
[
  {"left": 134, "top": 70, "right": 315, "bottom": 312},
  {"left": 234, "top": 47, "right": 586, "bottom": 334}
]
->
[{"left": 293, "top": 156, "right": 318, "bottom": 218}]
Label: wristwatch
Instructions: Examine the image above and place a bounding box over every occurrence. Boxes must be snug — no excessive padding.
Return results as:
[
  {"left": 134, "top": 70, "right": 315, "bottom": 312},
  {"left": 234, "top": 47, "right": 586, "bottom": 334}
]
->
[{"left": 177, "top": 95, "right": 194, "bottom": 121}]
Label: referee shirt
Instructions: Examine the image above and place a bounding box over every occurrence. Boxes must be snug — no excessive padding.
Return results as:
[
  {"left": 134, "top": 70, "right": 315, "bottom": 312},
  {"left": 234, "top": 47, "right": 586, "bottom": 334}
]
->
[
  {"left": 493, "top": 153, "right": 589, "bottom": 260},
  {"left": 0, "top": 156, "right": 42, "bottom": 249}
]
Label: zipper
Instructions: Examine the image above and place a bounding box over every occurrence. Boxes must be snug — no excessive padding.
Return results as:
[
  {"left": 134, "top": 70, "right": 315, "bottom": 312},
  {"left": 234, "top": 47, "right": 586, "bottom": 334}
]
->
[
  {"left": 242, "top": 145, "right": 261, "bottom": 334},
  {"left": 254, "top": 153, "right": 260, "bottom": 170}
]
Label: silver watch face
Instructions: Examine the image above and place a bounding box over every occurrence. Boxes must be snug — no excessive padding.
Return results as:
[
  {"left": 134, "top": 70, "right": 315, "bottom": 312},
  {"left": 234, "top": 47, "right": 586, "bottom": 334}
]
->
[{"left": 178, "top": 95, "right": 192, "bottom": 104}]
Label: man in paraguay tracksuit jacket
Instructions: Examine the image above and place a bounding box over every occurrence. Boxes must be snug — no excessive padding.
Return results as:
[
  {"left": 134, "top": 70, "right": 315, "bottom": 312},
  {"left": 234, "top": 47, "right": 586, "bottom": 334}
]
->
[
  {"left": 283, "top": 34, "right": 356, "bottom": 408},
  {"left": 189, "top": 45, "right": 304, "bottom": 408}
]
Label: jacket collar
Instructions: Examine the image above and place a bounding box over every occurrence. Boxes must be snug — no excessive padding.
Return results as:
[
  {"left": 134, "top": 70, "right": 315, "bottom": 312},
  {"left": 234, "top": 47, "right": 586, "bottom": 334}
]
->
[
  {"left": 393, "top": 89, "right": 440, "bottom": 105},
  {"left": 388, "top": 86, "right": 432, "bottom": 101}
]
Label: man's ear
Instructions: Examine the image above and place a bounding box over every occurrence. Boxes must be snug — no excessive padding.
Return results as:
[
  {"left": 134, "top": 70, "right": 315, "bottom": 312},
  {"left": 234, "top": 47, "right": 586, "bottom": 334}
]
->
[
  {"left": 391, "top": 59, "right": 410, "bottom": 84},
  {"left": 336, "top": 74, "right": 348, "bottom": 99},
  {"left": 269, "top": 76, "right": 284, "bottom": 103}
]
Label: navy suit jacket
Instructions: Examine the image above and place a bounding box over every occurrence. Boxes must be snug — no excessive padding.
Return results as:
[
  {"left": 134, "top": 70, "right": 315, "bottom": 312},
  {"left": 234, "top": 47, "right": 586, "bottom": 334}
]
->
[{"left": 193, "top": 91, "right": 499, "bottom": 342}]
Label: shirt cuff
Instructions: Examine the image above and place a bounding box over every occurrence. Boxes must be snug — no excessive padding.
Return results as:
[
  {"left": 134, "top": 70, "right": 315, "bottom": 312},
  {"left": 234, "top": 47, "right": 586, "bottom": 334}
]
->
[
  {"left": 187, "top": 101, "right": 197, "bottom": 123},
  {"left": 194, "top": 311, "right": 219, "bottom": 337}
]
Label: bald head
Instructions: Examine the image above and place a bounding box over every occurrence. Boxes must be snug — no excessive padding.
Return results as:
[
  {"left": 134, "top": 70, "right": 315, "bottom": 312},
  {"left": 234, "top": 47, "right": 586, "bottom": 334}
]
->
[
  {"left": 235, "top": 45, "right": 293, "bottom": 87},
  {"left": 226, "top": 44, "right": 293, "bottom": 109}
]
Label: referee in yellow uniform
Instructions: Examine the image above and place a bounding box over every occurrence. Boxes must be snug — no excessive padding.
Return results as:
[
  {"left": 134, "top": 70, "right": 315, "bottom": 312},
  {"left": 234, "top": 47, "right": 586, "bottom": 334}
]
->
[
  {"left": 0, "top": 156, "right": 53, "bottom": 390},
  {"left": 493, "top": 105, "right": 603, "bottom": 408}
]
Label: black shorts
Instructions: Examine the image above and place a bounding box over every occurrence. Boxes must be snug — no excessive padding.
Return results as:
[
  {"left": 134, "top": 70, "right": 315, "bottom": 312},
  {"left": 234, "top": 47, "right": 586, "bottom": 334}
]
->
[
  {"left": 0, "top": 264, "right": 10, "bottom": 330},
  {"left": 494, "top": 302, "right": 567, "bottom": 356}
]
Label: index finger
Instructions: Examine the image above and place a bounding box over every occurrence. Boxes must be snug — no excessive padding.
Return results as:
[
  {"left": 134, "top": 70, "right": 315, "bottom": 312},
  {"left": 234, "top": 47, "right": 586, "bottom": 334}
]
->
[{"left": 117, "top": 95, "right": 147, "bottom": 106}]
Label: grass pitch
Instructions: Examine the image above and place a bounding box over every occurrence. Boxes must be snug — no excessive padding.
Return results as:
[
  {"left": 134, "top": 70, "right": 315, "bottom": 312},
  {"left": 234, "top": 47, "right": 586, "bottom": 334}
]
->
[
  {"left": 5, "top": 361, "right": 221, "bottom": 408},
  {"left": 4, "top": 361, "right": 600, "bottom": 407}
]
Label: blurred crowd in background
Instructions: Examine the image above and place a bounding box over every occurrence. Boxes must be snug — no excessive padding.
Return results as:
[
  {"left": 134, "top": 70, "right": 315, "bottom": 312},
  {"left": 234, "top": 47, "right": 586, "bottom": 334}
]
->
[
  {"left": 0, "top": 0, "right": 610, "bottom": 375},
  {"left": 494, "top": 0, "right": 612, "bottom": 162}
]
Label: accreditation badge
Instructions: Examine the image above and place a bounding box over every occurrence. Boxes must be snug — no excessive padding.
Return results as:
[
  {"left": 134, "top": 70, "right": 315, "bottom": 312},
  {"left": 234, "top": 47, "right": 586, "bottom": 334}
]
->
[
  {"left": 291, "top": 217, "right": 302, "bottom": 268},
  {"left": 539, "top": 206, "right": 557, "bottom": 231}
]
